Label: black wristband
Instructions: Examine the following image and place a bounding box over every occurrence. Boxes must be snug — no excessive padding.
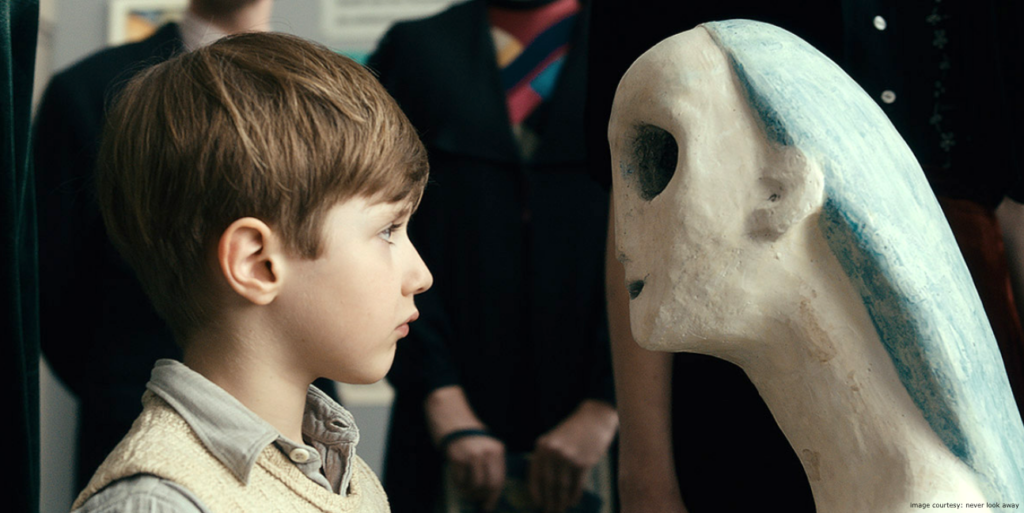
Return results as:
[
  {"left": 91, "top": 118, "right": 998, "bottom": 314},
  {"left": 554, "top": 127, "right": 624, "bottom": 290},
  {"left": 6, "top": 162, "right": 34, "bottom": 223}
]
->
[{"left": 438, "top": 428, "right": 494, "bottom": 453}]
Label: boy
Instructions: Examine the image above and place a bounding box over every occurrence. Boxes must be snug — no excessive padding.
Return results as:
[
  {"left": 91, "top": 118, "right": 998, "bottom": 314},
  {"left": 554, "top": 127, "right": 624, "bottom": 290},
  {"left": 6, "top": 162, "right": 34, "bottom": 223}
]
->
[{"left": 70, "top": 31, "right": 432, "bottom": 512}]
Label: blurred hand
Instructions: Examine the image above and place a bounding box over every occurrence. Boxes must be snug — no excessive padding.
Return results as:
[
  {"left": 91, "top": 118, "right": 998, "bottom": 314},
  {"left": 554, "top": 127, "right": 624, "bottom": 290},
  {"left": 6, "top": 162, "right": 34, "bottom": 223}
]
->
[
  {"left": 446, "top": 434, "right": 506, "bottom": 511},
  {"left": 425, "top": 385, "right": 507, "bottom": 511},
  {"left": 528, "top": 400, "right": 618, "bottom": 513}
]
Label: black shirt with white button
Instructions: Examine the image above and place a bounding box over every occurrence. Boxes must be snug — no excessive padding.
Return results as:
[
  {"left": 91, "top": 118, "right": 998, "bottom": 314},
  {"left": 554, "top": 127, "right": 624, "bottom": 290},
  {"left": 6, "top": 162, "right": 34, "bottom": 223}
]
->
[{"left": 842, "top": 0, "right": 1024, "bottom": 207}]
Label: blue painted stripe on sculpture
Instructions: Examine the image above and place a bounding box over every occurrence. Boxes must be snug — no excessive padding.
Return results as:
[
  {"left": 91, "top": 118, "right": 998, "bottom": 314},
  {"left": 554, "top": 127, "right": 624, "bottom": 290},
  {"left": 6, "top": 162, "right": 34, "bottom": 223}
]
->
[
  {"left": 705, "top": 19, "right": 1024, "bottom": 504},
  {"left": 820, "top": 197, "right": 969, "bottom": 457},
  {"left": 727, "top": 56, "right": 792, "bottom": 147},
  {"left": 732, "top": 53, "right": 973, "bottom": 460}
]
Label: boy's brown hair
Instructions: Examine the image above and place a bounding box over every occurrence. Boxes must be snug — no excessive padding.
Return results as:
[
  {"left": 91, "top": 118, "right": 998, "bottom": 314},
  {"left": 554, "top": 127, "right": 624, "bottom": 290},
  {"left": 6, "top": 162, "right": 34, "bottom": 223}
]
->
[{"left": 97, "top": 32, "right": 428, "bottom": 339}]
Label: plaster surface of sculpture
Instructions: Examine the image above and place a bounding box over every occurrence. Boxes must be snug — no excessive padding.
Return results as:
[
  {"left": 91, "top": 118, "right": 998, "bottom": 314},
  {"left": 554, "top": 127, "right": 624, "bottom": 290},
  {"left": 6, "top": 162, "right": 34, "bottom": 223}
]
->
[{"left": 609, "top": 21, "right": 1024, "bottom": 512}]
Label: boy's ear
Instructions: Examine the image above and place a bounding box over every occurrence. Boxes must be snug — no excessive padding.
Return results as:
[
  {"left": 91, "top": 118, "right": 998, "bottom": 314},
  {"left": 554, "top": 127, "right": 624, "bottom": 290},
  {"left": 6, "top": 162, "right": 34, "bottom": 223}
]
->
[
  {"left": 746, "top": 145, "right": 825, "bottom": 241},
  {"left": 218, "top": 218, "right": 285, "bottom": 305}
]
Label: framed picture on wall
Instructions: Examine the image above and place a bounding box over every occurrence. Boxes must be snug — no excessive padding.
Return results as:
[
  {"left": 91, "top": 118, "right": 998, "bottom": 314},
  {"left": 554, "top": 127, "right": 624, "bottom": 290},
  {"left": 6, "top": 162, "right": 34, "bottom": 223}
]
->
[{"left": 108, "top": 0, "right": 188, "bottom": 45}]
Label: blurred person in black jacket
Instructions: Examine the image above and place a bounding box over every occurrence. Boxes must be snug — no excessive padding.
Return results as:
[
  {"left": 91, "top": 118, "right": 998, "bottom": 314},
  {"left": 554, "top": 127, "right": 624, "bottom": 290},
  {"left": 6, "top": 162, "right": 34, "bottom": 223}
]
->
[{"left": 369, "top": 1, "right": 619, "bottom": 512}]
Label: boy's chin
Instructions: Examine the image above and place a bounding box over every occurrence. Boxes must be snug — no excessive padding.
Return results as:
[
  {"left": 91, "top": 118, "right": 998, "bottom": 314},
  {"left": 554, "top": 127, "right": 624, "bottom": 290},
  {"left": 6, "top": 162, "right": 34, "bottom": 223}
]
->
[
  {"left": 335, "top": 357, "right": 395, "bottom": 385},
  {"left": 341, "top": 374, "right": 388, "bottom": 386}
]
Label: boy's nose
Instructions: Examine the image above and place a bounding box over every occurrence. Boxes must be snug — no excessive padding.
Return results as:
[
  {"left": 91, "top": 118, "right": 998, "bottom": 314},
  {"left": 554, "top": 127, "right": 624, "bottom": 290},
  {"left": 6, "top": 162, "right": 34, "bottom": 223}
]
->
[{"left": 405, "top": 246, "right": 432, "bottom": 295}]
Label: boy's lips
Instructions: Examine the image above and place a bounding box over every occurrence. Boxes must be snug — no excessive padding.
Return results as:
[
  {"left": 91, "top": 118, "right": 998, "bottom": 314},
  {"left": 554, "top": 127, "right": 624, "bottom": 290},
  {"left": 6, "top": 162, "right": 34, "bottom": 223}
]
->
[
  {"left": 396, "top": 311, "right": 419, "bottom": 337},
  {"left": 402, "top": 311, "right": 419, "bottom": 325}
]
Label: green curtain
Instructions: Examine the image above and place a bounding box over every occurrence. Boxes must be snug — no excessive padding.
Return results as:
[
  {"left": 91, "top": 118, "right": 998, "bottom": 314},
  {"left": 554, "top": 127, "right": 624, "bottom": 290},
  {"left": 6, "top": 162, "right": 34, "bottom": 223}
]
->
[{"left": 1, "top": 1, "right": 39, "bottom": 512}]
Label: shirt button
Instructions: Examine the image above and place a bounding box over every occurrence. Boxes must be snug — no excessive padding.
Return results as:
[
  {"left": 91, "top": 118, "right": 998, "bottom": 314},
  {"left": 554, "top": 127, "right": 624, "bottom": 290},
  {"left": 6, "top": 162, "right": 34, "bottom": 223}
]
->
[
  {"left": 289, "top": 448, "right": 311, "bottom": 463},
  {"left": 881, "top": 90, "right": 896, "bottom": 104},
  {"left": 873, "top": 16, "right": 887, "bottom": 31}
]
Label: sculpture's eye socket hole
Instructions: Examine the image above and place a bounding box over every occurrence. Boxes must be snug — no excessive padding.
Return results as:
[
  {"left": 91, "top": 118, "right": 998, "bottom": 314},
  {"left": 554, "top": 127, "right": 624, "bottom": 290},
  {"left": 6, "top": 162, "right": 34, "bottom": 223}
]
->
[{"left": 629, "top": 124, "right": 679, "bottom": 201}]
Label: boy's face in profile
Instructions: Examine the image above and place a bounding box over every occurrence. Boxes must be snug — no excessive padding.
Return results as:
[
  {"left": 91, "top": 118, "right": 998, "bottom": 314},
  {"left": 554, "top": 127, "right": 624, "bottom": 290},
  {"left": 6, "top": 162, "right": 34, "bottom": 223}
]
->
[{"left": 277, "top": 195, "right": 432, "bottom": 384}]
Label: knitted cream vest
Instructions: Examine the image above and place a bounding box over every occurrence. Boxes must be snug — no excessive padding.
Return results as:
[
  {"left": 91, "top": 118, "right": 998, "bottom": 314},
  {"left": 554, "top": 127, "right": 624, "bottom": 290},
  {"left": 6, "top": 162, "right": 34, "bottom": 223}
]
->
[{"left": 72, "top": 392, "right": 390, "bottom": 512}]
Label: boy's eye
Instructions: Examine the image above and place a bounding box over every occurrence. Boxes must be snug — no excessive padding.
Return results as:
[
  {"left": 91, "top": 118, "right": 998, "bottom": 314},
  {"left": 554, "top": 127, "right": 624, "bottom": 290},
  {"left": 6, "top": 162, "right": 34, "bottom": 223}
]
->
[{"left": 379, "top": 223, "right": 402, "bottom": 243}]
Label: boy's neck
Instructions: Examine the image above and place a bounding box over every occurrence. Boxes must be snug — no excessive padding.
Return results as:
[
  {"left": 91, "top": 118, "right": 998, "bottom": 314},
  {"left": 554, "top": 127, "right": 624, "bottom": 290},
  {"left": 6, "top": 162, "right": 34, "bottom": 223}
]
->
[
  {"left": 188, "top": 0, "right": 273, "bottom": 34},
  {"left": 183, "top": 324, "right": 310, "bottom": 443}
]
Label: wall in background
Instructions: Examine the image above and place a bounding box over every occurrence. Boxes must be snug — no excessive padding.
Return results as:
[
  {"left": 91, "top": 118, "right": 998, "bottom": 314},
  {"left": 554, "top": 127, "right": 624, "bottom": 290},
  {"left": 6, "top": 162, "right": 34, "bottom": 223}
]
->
[{"left": 49, "top": 0, "right": 458, "bottom": 72}]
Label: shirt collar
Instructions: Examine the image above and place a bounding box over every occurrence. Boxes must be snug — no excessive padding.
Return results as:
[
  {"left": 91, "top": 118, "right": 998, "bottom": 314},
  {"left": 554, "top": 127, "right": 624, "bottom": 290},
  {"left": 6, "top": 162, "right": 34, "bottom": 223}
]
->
[{"left": 146, "top": 359, "right": 360, "bottom": 495}]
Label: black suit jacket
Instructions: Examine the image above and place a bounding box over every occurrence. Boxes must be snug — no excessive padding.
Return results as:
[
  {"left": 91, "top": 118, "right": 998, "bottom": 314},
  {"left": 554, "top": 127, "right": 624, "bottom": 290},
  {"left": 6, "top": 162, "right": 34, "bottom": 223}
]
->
[
  {"left": 369, "top": 2, "right": 613, "bottom": 511},
  {"left": 841, "top": 0, "right": 1024, "bottom": 207},
  {"left": 34, "top": 23, "right": 184, "bottom": 487}
]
